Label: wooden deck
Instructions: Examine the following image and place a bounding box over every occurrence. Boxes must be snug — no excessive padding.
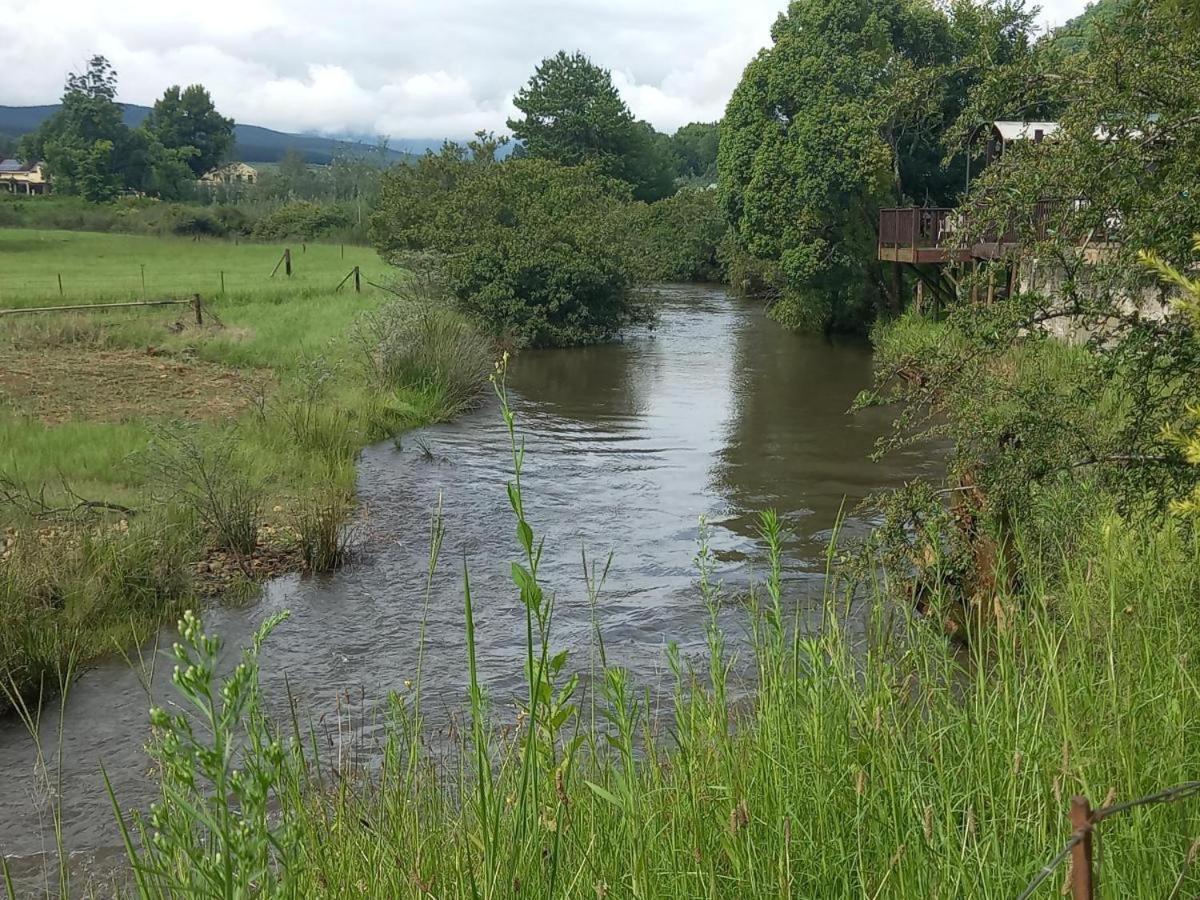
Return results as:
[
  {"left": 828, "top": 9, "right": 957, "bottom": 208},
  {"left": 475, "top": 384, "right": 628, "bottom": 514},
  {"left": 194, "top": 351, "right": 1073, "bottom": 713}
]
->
[{"left": 878, "top": 202, "right": 1076, "bottom": 264}]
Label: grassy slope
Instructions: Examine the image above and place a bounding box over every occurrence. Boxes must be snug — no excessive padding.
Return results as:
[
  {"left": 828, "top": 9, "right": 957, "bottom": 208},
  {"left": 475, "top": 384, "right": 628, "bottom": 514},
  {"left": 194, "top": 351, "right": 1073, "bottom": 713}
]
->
[{"left": 0, "top": 228, "right": 444, "bottom": 708}]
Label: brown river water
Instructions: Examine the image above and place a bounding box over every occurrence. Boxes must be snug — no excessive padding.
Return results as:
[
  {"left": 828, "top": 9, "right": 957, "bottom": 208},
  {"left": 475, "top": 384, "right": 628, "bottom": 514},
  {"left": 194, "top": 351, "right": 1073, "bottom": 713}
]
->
[{"left": 0, "top": 284, "right": 941, "bottom": 880}]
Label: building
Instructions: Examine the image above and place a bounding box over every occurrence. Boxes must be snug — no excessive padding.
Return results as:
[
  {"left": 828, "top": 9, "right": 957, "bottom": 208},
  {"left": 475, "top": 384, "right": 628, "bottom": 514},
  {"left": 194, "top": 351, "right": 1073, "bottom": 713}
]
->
[
  {"left": 199, "top": 162, "right": 259, "bottom": 188},
  {"left": 0, "top": 159, "right": 49, "bottom": 195}
]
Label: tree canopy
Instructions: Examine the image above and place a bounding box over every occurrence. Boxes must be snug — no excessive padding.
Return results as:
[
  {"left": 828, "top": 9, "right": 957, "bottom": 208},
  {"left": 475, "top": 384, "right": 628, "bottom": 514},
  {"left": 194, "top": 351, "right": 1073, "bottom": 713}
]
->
[
  {"left": 718, "top": 0, "right": 1037, "bottom": 332},
  {"left": 507, "top": 51, "right": 676, "bottom": 202},
  {"left": 19, "top": 56, "right": 234, "bottom": 202},
  {"left": 143, "top": 84, "right": 235, "bottom": 177}
]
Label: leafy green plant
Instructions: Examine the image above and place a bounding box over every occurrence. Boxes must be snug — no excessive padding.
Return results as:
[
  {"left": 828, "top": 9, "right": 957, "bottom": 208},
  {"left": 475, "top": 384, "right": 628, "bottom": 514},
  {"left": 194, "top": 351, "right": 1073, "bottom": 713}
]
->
[{"left": 110, "top": 609, "right": 296, "bottom": 897}]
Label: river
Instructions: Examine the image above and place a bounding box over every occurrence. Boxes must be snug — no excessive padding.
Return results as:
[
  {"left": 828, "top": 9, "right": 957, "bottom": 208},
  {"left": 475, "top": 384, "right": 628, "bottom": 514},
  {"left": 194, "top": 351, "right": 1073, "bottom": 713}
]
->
[{"left": 0, "top": 284, "right": 940, "bottom": 879}]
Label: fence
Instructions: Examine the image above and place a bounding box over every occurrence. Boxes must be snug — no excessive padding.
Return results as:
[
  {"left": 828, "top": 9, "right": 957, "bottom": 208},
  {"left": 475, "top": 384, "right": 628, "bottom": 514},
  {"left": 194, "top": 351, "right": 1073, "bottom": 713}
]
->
[
  {"left": 0, "top": 244, "right": 379, "bottom": 307},
  {"left": 1018, "top": 782, "right": 1200, "bottom": 899},
  {"left": 0, "top": 294, "right": 209, "bottom": 324}
]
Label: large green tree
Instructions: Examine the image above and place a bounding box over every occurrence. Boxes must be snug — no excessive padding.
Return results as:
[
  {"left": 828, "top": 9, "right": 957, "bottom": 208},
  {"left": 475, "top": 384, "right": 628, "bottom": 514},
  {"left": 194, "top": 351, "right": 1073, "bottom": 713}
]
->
[
  {"left": 507, "top": 51, "right": 676, "bottom": 201},
  {"left": 372, "top": 150, "right": 641, "bottom": 347},
  {"left": 142, "top": 84, "right": 234, "bottom": 177},
  {"left": 671, "top": 122, "right": 720, "bottom": 183},
  {"left": 719, "top": 0, "right": 1036, "bottom": 332},
  {"left": 21, "top": 56, "right": 134, "bottom": 201}
]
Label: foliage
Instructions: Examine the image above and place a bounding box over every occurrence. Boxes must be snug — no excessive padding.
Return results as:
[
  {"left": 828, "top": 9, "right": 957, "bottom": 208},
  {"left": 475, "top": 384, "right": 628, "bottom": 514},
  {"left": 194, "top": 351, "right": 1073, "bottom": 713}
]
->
[
  {"left": 0, "top": 509, "right": 196, "bottom": 715},
  {"left": 142, "top": 84, "right": 235, "bottom": 177},
  {"left": 670, "top": 121, "right": 720, "bottom": 183},
  {"left": 719, "top": 0, "right": 1036, "bottom": 333},
  {"left": 140, "top": 426, "right": 262, "bottom": 555},
  {"left": 622, "top": 188, "right": 728, "bottom": 283},
  {"left": 113, "top": 610, "right": 298, "bottom": 897},
  {"left": 19, "top": 57, "right": 236, "bottom": 202},
  {"left": 109, "top": 392, "right": 1200, "bottom": 898},
  {"left": 353, "top": 272, "right": 493, "bottom": 416},
  {"left": 508, "top": 51, "right": 677, "bottom": 202},
  {"left": 372, "top": 155, "right": 641, "bottom": 347},
  {"left": 250, "top": 200, "right": 350, "bottom": 241},
  {"left": 1141, "top": 236, "right": 1200, "bottom": 516}
]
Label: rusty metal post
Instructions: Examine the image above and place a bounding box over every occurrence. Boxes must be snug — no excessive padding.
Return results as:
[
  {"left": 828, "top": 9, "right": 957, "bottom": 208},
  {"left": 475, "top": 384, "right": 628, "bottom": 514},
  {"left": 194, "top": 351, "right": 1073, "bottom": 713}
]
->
[
  {"left": 284, "top": 248, "right": 292, "bottom": 277},
  {"left": 192, "top": 293, "right": 203, "bottom": 326},
  {"left": 1070, "top": 796, "right": 1095, "bottom": 900},
  {"left": 354, "top": 265, "right": 361, "bottom": 293}
]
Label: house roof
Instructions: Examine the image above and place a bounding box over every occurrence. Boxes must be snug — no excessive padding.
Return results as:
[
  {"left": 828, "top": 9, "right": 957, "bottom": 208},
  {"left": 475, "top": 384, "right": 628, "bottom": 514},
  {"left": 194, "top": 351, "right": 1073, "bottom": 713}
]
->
[
  {"left": 993, "top": 121, "right": 1061, "bottom": 142},
  {"left": 0, "top": 159, "right": 34, "bottom": 173}
]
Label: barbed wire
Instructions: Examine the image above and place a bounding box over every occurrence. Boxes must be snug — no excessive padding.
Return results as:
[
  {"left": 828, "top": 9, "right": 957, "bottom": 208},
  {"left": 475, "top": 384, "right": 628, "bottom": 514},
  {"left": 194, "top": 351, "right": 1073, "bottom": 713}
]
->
[{"left": 1016, "top": 781, "right": 1200, "bottom": 900}]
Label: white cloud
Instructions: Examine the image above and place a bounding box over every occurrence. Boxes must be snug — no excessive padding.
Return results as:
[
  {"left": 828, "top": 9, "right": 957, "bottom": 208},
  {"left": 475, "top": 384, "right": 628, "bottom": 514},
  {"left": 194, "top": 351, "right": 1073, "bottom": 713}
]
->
[{"left": 0, "top": 0, "right": 1093, "bottom": 139}]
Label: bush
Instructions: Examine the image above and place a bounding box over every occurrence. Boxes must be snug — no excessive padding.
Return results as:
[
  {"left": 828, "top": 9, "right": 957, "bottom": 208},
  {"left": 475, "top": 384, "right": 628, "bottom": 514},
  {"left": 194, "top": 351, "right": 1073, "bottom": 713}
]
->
[
  {"left": 252, "top": 201, "right": 351, "bottom": 241},
  {"left": 354, "top": 273, "right": 493, "bottom": 417},
  {"left": 294, "top": 487, "right": 355, "bottom": 573},
  {"left": 141, "top": 425, "right": 261, "bottom": 555},
  {"left": 0, "top": 512, "right": 196, "bottom": 713},
  {"left": 372, "top": 157, "right": 641, "bottom": 347},
  {"left": 622, "top": 188, "right": 728, "bottom": 283}
]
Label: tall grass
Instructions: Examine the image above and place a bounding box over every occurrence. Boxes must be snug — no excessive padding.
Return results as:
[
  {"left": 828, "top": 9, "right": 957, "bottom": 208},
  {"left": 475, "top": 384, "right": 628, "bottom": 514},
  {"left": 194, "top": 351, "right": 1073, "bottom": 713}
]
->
[
  {"left": 104, "top": 363, "right": 1200, "bottom": 899},
  {"left": 354, "top": 275, "right": 494, "bottom": 419}
]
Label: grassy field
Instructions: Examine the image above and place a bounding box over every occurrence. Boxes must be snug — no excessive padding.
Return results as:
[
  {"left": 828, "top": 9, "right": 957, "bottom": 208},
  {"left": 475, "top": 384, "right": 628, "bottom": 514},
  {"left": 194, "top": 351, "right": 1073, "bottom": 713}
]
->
[
  {"left": 0, "top": 227, "right": 487, "bottom": 713},
  {"left": 0, "top": 228, "right": 385, "bottom": 307}
]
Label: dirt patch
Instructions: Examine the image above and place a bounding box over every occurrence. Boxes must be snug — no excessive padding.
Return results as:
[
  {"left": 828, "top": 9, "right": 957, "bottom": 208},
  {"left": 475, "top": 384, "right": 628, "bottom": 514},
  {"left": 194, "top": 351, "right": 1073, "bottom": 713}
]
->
[{"left": 0, "top": 347, "right": 261, "bottom": 425}]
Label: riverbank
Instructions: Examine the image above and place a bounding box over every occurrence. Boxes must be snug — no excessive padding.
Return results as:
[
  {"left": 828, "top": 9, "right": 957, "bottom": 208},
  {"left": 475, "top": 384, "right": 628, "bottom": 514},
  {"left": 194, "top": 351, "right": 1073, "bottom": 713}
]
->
[{"left": 0, "top": 228, "right": 488, "bottom": 713}]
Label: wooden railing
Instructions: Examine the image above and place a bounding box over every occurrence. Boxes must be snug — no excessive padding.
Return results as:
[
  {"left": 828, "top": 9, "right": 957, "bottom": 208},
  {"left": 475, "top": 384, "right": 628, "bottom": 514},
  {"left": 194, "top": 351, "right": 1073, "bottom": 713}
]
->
[{"left": 878, "top": 200, "right": 1116, "bottom": 263}]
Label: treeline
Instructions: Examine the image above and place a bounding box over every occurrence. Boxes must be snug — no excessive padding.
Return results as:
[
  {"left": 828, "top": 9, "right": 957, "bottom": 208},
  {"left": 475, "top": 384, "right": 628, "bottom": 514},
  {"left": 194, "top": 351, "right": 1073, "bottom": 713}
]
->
[
  {"left": 370, "top": 53, "right": 728, "bottom": 348},
  {"left": 19, "top": 57, "right": 234, "bottom": 202}
]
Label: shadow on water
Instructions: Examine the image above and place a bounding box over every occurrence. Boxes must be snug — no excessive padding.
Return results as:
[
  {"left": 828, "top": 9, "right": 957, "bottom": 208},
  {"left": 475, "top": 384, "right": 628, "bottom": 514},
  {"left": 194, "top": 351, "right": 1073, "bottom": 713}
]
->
[{"left": 0, "top": 283, "right": 941, "bottom": 870}]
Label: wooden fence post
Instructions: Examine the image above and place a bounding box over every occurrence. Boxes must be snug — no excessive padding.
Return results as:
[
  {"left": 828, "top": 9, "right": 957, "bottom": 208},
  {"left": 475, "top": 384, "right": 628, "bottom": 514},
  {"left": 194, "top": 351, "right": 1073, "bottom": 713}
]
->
[
  {"left": 58, "top": 273, "right": 64, "bottom": 297},
  {"left": 192, "top": 294, "right": 203, "bottom": 326},
  {"left": 1069, "top": 796, "right": 1095, "bottom": 900},
  {"left": 354, "top": 266, "right": 361, "bottom": 293},
  {"left": 220, "top": 270, "right": 225, "bottom": 295},
  {"left": 284, "top": 248, "right": 292, "bottom": 277},
  {"left": 140, "top": 264, "right": 146, "bottom": 298}
]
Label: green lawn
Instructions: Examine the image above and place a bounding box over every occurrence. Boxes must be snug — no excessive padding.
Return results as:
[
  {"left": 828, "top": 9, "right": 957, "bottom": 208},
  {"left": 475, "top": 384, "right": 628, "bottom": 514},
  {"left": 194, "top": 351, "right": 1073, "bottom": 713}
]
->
[{"left": 0, "top": 228, "right": 386, "bottom": 308}]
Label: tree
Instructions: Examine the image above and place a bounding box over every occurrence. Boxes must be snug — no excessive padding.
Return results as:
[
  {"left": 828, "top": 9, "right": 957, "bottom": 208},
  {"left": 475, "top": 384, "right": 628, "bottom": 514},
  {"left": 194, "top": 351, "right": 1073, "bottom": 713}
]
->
[
  {"left": 373, "top": 155, "right": 640, "bottom": 347},
  {"left": 508, "top": 51, "right": 675, "bottom": 201},
  {"left": 671, "top": 122, "right": 720, "bottom": 182},
  {"left": 719, "top": 0, "right": 1037, "bottom": 333},
  {"left": 21, "top": 55, "right": 138, "bottom": 200},
  {"left": 142, "top": 84, "right": 234, "bottom": 177}
]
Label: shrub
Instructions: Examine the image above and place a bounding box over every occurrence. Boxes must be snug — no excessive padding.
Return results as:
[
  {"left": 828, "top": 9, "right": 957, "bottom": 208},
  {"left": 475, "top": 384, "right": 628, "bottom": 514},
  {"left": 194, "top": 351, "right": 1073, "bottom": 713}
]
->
[
  {"left": 140, "top": 425, "right": 261, "bottom": 555},
  {"left": 622, "top": 188, "right": 728, "bottom": 283},
  {"left": 252, "top": 201, "right": 350, "bottom": 241},
  {"left": 293, "top": 487, "right": 355, "bottom": 573},
  {"left": 354, "top": 273, "right": 493, "bottom": 417},
  {"left": 372, "top": 157, "right": 641, "bottom": 348}
]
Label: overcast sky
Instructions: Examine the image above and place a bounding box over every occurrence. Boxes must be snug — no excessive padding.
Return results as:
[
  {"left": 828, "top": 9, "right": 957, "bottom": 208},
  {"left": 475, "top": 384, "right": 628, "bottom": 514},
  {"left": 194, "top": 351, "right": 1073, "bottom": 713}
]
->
[{"left": 0, "top": 0, "right": 1093, "bottom": 139}]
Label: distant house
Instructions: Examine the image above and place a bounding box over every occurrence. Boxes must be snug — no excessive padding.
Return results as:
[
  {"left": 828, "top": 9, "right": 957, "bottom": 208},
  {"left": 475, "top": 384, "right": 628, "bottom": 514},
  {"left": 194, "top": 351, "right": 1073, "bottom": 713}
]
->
[
  {"left": 0, "top": 159, "right": 49, "bottom": 195},
  {"left": 199, "top": 162, "right": 258, "bottom": 188},
  {"left": 984, "top": 121, "right": 1062, "bottom": 164}
]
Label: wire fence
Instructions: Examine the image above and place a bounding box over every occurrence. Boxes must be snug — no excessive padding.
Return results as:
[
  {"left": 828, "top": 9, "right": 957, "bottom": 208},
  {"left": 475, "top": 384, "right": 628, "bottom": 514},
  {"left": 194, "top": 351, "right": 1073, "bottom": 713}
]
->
[
  {"left": 1018, "top": 781, "right": 1200, "bottom": 899},
  {"left": 0, "top": 247, "right": 384, "bottom": 309}
]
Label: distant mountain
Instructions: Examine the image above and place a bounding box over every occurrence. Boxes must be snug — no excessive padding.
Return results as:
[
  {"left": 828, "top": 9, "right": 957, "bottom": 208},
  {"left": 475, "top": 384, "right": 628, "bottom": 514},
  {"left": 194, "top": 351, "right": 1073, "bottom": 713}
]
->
[{"left": 0, "top": 104, "right": 443, "bottom": 165}]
